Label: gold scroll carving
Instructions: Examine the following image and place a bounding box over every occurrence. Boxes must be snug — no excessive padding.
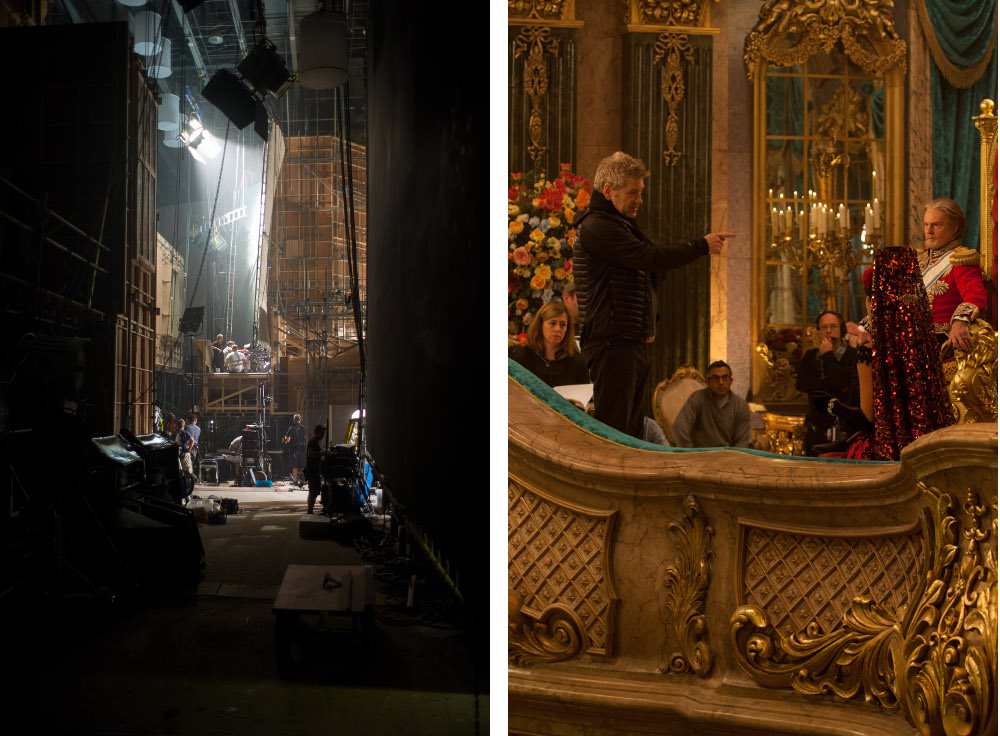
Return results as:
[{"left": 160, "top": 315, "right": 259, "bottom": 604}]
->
[
  {"left": 514, "top": 27, "right": 559, "bottom": 165},
  {"left": 730, "top": 483, "right": 998, "bottom": 735},
  {"left": 944, "top": 319, "right": 998, "bottom": 425},
  {"left": 624, "top": 0, "right": 718, "bottom": 29},
  {"left": 973, "top": 100, "right": 997, "bottom": 279},
  {"left": 509, "top": 0, "right": 572, "bottom": 22},
  {"left": 662, "top": 495, "right": 713, "bottom": 676},
  {"left": 508, "top": 477, "right": 620, "bottom": 661},
  {"left": 509, "top": 588, "right": 587, "bottom": 666},
  {"left": 744, "top": 0, "right": 907, "bottom": 81},
  {"left": 654, "top": 34, "right": 693, "bottom": 167}
]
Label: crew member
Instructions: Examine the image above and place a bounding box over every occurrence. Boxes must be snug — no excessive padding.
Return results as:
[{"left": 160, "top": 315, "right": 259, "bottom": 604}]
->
[
  {"left": 573, "top": 151, "right": 734, "bottom": 439},
  {"left": 917, "top": 198, "right": 987, "bottom": 351},
  {"left": 305, "top": 425, "right": 326, "bottom": 515},
  {"left": 284, "top": 413, "right": 307, "bottom": 486},
  {"left": 672, "top": 361, "right": 752, "bottom": 448},
  {"left": 210, "top": 334, "right": 226, "bottom": 373},
  {"left": 795, "top": 311, "right": 860, "bottom": 456}
]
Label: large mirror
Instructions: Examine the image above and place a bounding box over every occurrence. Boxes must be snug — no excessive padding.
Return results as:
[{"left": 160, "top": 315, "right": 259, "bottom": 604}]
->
[{"left": 747, "top": 4, "right": 906, "bottom": 404}]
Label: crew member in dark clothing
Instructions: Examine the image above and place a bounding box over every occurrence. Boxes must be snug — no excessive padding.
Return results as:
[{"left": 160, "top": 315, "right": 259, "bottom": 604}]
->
[
  {"left": 305, "top": 424, "right": 326, "bottom": 514},
  {"left": 284, "top": 413, "right": 307, "bottom": 486},
  {"left": 796, "top": 311, "right": 861, "bottom": 455},
  {"left": 210, "top": 334, "right": 226, "bottom": 372},
  {"left": 573, "top": 151, "right": 734, "bottom": 438}
]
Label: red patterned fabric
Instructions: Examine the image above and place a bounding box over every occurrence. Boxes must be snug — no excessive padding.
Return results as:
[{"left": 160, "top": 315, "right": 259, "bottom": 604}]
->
[{"left": 862, "top": 247, "right": 956, "bottom": 460}]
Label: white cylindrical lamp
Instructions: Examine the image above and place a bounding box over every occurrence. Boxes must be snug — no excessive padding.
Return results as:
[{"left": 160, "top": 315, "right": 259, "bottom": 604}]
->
[
  {"left": 297, "top": 11, "right": 348, "bottom": 89},
  {"left": 134, "top": 11, "right": 163, "bottom": 56},
  {"left": 157, "top": 92, "right": 180, "bottom": 131},
  {"left": 148, "top": 37, "right": 172, "bottom": 78}
]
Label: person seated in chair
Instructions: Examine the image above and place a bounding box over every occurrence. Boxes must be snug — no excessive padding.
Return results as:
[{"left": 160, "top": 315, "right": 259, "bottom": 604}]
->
[
  {"left": 916, "top": 198, "right": 986, "bottom": 352},
  {"left": 510, "top": 299, "right": 589, "bottom": 388},
  {"left": 795, "top": 311, "right": 861, "bottom": 456},
  {"left": 672, "top": 360, "right": 751, "bottom": 448}
]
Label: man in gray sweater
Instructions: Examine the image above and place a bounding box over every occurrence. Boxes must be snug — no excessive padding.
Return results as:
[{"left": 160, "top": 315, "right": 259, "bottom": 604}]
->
[{"left": 673, "top": 361, "right": 752, "bottom": 448}]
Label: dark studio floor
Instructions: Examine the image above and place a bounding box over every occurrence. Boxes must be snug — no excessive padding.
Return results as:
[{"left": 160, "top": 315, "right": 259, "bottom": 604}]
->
[{"left": 3, "top": 483, "right": 487, "bottom": 735}]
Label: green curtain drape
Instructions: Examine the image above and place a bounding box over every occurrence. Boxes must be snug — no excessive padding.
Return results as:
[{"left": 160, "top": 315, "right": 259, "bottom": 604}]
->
[{"left": 921, "top": 0, "right": 998, "bottom": 253}]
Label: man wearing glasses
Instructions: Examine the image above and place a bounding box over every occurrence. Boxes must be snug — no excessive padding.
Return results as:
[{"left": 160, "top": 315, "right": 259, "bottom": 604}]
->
[{"left": 672, "top": 361, "right": 752, "bottom": 448}]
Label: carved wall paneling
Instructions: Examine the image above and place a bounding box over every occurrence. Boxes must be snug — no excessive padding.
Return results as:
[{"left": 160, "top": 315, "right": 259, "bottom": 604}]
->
[
  {"left": 509, "top": 18, "right": 581, "bottom": 177},
  {"left": 731, "top": 483, "right": 997, "bottom": 735},
  {"left": 623, "top": 0, "right": 720, "bottom": 31},
  {"left": 508, "top": 475, "right": 620, "bottom": 663},
  {"left": 624, "top": 31, "right": 714, "bottom": 402}
]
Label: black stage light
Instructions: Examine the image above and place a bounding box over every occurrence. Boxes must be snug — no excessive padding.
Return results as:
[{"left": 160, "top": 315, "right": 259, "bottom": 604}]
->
[
  {"left": 237, "top": 38, "right": 294, "bottom": 99},
  {"left": 179, "top": 306, "right": 205, "bottom": 335},
  {"left": 201, "top": 69, "right": 257, "bottom": 130}
]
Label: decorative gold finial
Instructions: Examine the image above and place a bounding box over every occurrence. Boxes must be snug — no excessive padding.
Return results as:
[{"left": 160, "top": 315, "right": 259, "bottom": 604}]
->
[{"left": 980, "top": 99, "right": 995, "bottom": 117}]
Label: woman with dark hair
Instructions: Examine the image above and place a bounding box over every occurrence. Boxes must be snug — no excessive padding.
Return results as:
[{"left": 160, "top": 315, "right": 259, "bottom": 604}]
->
[
  {"left": 829, "top": 246, "right": 955, "bottom": 460},
  {"left": 510, "top": 299, "right": 590, "bottom": 388}
]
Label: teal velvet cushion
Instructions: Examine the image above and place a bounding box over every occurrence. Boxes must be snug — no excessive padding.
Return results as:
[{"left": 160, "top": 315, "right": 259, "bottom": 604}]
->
[{"left": 508, "top": 358, "right": 887, "bottom": 463}]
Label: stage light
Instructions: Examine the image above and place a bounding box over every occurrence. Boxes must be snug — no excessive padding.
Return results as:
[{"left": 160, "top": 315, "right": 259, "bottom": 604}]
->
[
  {"left": 201, "top": 68, "right": 257, "bottom": 130},
  {"left": 237, "top": 38, "right": 294, "bottom": 98}
]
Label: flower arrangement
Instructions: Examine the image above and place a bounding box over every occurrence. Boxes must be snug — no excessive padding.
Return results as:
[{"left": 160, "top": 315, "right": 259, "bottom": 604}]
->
[{"left": 508, "top": 164, "right": 592, "bottom": 346}]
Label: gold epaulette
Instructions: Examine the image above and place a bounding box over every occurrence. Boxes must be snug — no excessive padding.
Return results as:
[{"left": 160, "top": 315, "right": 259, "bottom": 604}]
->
[{"left": 950, "top": 246, "right": 980, "bottom": 267}]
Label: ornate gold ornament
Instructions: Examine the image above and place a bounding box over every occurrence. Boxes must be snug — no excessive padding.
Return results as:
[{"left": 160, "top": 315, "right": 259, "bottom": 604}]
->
[
  {"left": 514, "top": 27, "right": 559, "bottom": 164},
  {"left": 508, "top": 477, "right": 620, "bottom": 659},
  {"left": 730, "top": 483, "right": 998, "bottom": 736},
  {"left": 744, "top": 0, "right": 907, "bottom": 80},
  {"left": 973, "top": 100, "right": 997, "bottom": 278},
  {"left": 509, "top": 0, "right": 571, "bottom": 22},
  {"left": 662, "top": 495, "right": 714, "bottom": 676},
  {"left": 509, "top": 588, "right": 587, "bottom": 666},
  {"left": 623, "top": 0, "right": 717, "bottom": 28},
  {"left": 654, "top": 34, "right": 693, "bottom": 167},
  {"left": 761, "top": 412, "right": 805, "bottom": 456},
  {"left": 943, "top": 319, "right": 999, "bottom": 425},
  {"left": 754, "top": 326, "right": 804, "bottom": 403}
]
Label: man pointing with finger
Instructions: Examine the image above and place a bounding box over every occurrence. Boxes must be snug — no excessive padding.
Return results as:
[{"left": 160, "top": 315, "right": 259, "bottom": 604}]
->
[{"left": 572, "top": 151, "right": 736, "bottom": 439}]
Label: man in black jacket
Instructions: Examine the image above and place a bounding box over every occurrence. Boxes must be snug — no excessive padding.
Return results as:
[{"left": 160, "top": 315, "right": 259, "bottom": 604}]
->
[
  {"left": 573, "top": 151, "right": 735, "bottom": 438},
  {"left": 795, "top": 311, "right": 861, "bottom": 455}
]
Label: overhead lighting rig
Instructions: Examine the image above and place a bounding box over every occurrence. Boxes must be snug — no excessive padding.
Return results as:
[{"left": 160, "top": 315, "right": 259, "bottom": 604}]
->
[{"left": 200, "top": 38, "right": 295, "bottom": 143}]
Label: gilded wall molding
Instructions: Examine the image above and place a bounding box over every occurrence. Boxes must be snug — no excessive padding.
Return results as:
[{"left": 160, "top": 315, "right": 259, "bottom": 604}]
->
[
  {"left": 623, "top": 0, "right": 718, "bottom": 29},
  {"left": 509, "top": 590, "right": 587, "bottom": 666},
  {"left": 509, "top": 0, "right": 575, "bottom": 23},
  {"left": 744, "top": 0, "right": 907, "bottom": 80},
  {"left": 973, "top": 99, "right": 997, "bottom": 279},
  {"left": 514, "top": 27, "right": 560, "bottom": 165},
  {"left": 654, "top": 34, "right": 694, "bottom": 167},
  {"left": 662, "top": 495, "right": 714, "bottom": 676},
  {"left": 730, "top": 483, "right": 998, "bottom": 735},
  {"left": 508, "top": 476, "right": 620, "bottom": 660}
]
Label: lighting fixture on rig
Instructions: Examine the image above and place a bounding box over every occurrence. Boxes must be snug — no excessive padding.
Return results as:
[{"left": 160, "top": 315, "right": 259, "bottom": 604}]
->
[
  {"left": 200, "top": 38, "right": 294, "bottom": 143},
  {"left": 178, "top": 116, "right": 221, "bottom": 164}
]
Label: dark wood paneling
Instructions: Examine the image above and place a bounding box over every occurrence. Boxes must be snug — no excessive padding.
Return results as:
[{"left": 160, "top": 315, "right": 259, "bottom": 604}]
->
[
  {"left": 509, "top": 25, "right": 577, "bottom": 177},
  {"left": 623, "top": 32, "right": 713, "bottom": 405}
]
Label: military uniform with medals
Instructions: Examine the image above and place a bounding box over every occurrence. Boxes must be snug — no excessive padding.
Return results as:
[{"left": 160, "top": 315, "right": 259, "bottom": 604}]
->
[{"left": 916, "top": 238, "right": 986, "bottom": 339}]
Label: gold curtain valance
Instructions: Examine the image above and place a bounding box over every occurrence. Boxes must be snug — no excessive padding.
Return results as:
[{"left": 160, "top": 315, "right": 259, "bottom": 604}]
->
[{"left": 744, "top": 0, "right": 907, "bottom": 80}]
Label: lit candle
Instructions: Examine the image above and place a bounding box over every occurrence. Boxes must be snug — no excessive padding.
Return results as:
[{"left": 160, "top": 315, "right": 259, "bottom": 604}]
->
[
  {"left": 865, "top": 204, "right": 873, "bottom": 235},
  {"left": 786, "top": 207, "right": 793, "bottom": 237},
  {"left": 873, "top": 198, "right": 880, "bottom": 228},
  {"left": 768, "top": 188, "right": 773, "bottom": 200},
  {"left": 799, "top": 209, "right": 806, "bottom": 241},
  {"left": 838, "top": 204, "right": 846, "bottom": 230},
  {"left": 844, "top": 205, "right": 850, "bottom": 231},
  {"left": 818, "top": 206, "right": 826, "bottom": 235},
  {"left": 771, "top": 207, "right": 778, "bottom": 236}
]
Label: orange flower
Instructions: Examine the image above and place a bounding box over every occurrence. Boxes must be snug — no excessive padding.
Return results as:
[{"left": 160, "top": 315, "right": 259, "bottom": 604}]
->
[
  {"left": 530, "top": 274, "right": 547, "bottom": 290},
  {"left": 536, "top": 252, "right": 550, "bottom": 262},
  {"left": 515, "top": 299, "right": 528, "bottom": 311},
  {"left": 529, "top": 228, "right": 545, "bottom": 242},
  {"left": 512, "top": 247, "right": 530, "bottom": 265},
  {"left": 564, "top": 207, "right": 575, "bottom": 221},
  {"left": 518, "top": 332, "right": 528, "bottom": 346},
  {"left": 509, "top": 220, "right": 524, "bottom": 234},
  {"left": 534, "top": 264, "right": 552, "bottom": 280},
  {"left": 554, "top": 267, "right": 566, "bottom": 280},
  {"left": 576, "top": 188, "right": 590, "bottom": 208}
]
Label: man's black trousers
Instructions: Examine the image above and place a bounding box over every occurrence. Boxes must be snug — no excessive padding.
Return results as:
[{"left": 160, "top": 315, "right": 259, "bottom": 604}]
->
[{"left": 584, "top": 339, "right": 648, "bottom": 440}]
